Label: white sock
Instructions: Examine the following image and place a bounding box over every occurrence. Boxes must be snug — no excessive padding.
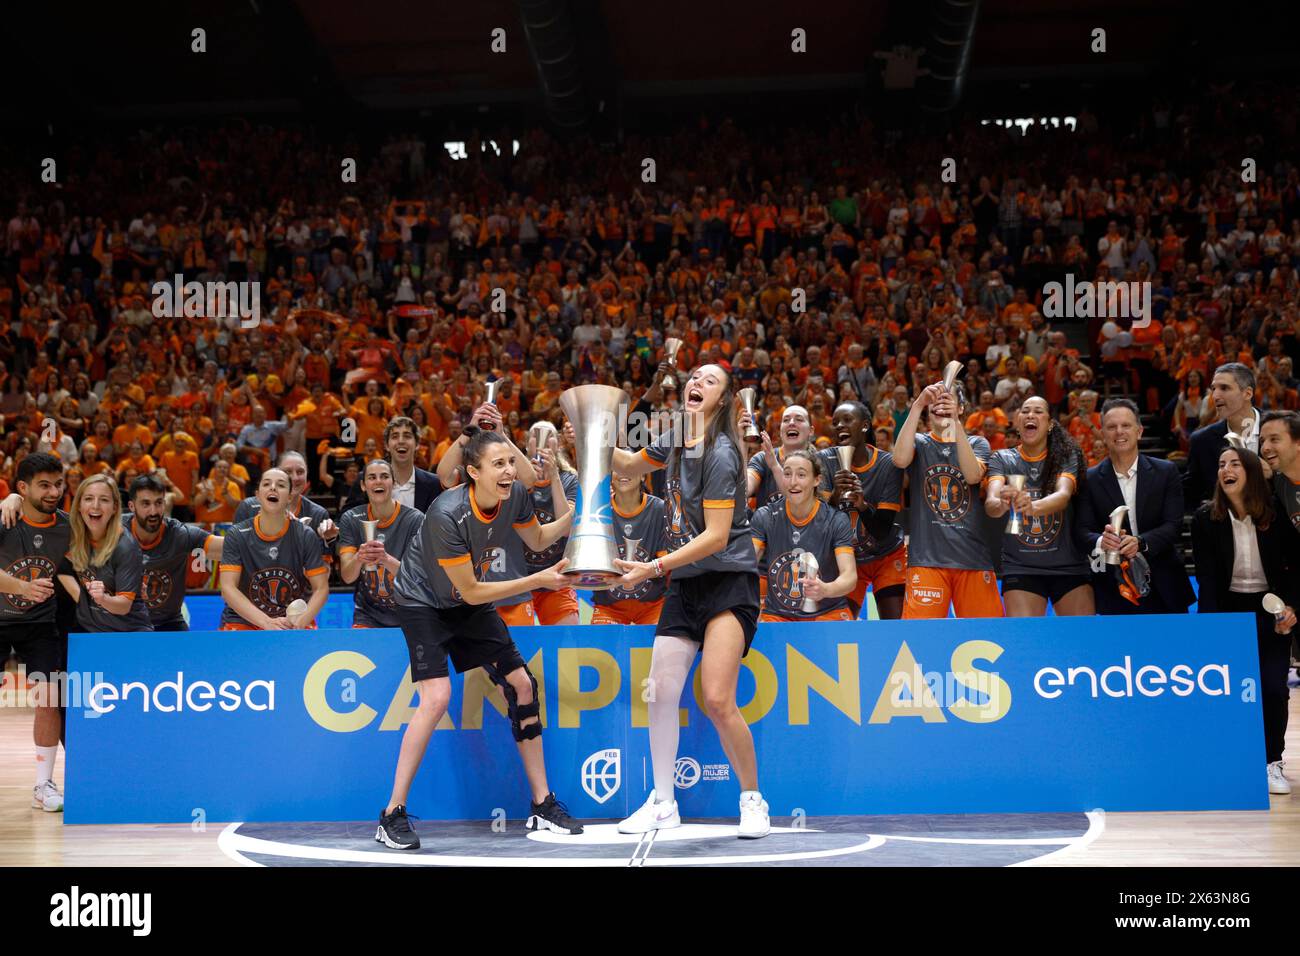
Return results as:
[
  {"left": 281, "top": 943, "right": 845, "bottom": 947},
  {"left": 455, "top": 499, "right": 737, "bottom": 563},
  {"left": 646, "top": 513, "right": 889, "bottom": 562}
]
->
[
  {"left": 648, "top": 634, "right": 696, "bottom": 803},
  {"left": 35, "top": 745, "right": 57, "bottom": 787}
]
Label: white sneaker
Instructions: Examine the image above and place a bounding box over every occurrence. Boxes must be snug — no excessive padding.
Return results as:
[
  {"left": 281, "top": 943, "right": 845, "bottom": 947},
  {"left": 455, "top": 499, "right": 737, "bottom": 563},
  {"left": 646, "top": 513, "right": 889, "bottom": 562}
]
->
[
  {"left": 33, "top": 780, "right": 63, "bottom": 812},
  {"left": 738, "top": 790, "right": 769, "bottom": 839},
  {"left": 1268, "top": 761, "right": 1291, "bottom": 795},
  {"left": 617, "top": 790, "right": 680, "bottom": 834}
]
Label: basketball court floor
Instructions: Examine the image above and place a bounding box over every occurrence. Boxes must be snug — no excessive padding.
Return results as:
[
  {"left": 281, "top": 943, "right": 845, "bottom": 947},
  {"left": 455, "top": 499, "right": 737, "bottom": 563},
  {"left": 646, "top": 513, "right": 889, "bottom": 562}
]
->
[{"left": 3, "top": 699, "right": 1297, "bottom": 868}]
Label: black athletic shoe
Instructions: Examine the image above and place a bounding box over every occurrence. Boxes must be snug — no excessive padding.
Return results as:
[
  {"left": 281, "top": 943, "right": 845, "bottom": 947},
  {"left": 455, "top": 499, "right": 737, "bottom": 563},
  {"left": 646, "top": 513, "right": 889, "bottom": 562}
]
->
[
  {"left": 526, "top": 793, "right": 584, "bottom": 835},
  {"left": 375, "top": 805, "right": 421, "bottom": 850}
]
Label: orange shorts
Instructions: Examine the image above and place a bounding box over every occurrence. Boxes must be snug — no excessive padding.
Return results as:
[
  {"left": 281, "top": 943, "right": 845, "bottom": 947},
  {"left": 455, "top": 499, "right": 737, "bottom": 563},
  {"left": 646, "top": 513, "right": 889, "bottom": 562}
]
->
[
  {"left": 759, "top": 607, "right": 855, "bottom": 623},
  {"left": 848, "top": 543, "right": 908, "bottom": 611},
  {"left": 497, "top": 601, "right": 537, "bottom": 626},
  {"left": 591, "top": 598, "right": 665, "bottom": 625},
  {"left": 531, "top": 587, "right": 580, "bottom": 624},
  {"left": 902, "top": 566, "right": 1005, "bottom": 619},
  {"left": 220, "top": 619, "right": 318, "bottom": 631}
]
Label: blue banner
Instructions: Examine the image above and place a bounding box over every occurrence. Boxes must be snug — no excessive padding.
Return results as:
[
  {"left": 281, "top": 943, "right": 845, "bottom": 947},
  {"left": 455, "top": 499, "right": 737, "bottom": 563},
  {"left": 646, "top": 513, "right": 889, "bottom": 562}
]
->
[{"left": 64, "top": 614, "right": 1268, "bottom": 824}]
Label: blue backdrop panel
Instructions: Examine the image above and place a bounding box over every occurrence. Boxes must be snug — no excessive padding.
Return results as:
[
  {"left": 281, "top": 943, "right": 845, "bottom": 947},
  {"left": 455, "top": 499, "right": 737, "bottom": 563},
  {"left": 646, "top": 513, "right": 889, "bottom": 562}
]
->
[{"left": 64, "top": 614, "right": 1267, "bottom": 824}]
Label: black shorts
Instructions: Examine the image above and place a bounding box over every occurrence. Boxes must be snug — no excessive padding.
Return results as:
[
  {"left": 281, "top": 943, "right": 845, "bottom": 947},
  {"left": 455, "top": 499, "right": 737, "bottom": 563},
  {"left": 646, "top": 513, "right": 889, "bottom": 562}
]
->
[
  {"left": 394, "top": 602, "right": 526, "bottom": 681},
  {"left": 152, "top": 615, "right": 189, "bottom": 632},
  {"left": 1002, "top": 573, "right": 1093, "bottom": 604},
  {"left": 656, "top": 570, "right": 760, "bottom": 656},
  {"left": 0, "top": 621, "right": 66, "bottom": 679}
]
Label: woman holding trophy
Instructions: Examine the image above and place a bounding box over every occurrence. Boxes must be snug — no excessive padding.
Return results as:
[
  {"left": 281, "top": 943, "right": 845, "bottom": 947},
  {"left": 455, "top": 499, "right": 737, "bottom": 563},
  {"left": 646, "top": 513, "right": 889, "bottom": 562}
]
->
[
  {"left": 609, "top": 363, "right": 769, "bottom": 839},
  {"left": 521, "top": 421, "right": 581, "bottom": 625},
  {"left": 751, "top": 450, "right": 858, "bottom": 623},
  {"left": 590, "top": 468, "right": 668, "bottom": 625},
  {"left": 984, "top": 396, "right": 1095, "bottom": 617}
]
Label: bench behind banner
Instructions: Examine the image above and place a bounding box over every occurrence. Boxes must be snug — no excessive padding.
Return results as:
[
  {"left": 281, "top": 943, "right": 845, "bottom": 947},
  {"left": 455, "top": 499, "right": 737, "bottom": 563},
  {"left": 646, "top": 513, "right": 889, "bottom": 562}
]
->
[{"left": 64, "top": 614, "right": 1269, "bottom": 824}]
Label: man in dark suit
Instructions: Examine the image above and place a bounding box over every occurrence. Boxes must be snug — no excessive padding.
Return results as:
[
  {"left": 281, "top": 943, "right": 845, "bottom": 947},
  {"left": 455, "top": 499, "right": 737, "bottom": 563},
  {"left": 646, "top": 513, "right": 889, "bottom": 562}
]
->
[
  {"left": 1183, "top": 363, "right": 1259, "bottom": 511},
  {"left": 1077, "top": 399, "right": 1195, "bottom": 614},
  {"left": 342, "top": 417, "right": 443, "bottom": 514}
]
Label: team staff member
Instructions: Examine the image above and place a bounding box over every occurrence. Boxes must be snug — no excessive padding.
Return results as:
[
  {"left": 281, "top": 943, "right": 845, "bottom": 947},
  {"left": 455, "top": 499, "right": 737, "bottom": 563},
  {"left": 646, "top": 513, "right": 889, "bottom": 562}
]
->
[
  {"left": 751, "top": 450, "right": 857, "bottom": 622},
  {"left": 611, "top": 364, "right": 769, "bottom": 839},
  {"left": 342, "top": 416, "right": 444, "bottom": 512},
  {"left": 592, "top": 469, "right": 668, "bottom": 625},
  {"left": 823, "top": 401, "right": 905, "bottom": 619},
  {"left": 125, "top": 475, "right": 225, "bottom": 631},
  {"left": 1184, "top": 363, "right": 1259, "bottom": 509},
  {"left": 1260, "top": 411, "right": 1300, "bottom": 530},
  {"left": 892, "top": 382, "right": 1003, "bottom": 619},
  {"left": 218, "top": 469, "right": 330, "bottom": 630},
  {"left": 0, "top": 453, "right": 71, "bottom": 812},
  {"left": 338, "top": 459, "right": 425, "bottom": 628},
  {"left": 56, "top": 474, "right": 153, "bottom": 633},
  {"left": 522, "top": 423, "right": 579, "bottom": 625},
  {"left": 233, "top": 450, "right": 337, "bottom": 543},
  {"left": 985, "top": 397, "right": 1093, "bottom": 616},
  {"left": 1191, "top": 447, "right": 1298, "bottom": 796},
  {"left": 379, "top": 429, "right": 582, "bottom": 850}
]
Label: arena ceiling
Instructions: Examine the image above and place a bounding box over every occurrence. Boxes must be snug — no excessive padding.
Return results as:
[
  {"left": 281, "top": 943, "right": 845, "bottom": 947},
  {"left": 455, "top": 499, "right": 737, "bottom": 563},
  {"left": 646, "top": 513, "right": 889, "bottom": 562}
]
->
[{"left": 4, "top": 0, "right": 1290, "bottom": 123}]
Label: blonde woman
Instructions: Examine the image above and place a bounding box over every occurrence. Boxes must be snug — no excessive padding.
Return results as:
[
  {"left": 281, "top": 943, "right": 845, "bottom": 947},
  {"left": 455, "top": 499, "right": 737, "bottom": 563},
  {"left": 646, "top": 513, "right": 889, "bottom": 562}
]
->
[{"left": 56, "top": 474, "right": 152, "bottom": 632}]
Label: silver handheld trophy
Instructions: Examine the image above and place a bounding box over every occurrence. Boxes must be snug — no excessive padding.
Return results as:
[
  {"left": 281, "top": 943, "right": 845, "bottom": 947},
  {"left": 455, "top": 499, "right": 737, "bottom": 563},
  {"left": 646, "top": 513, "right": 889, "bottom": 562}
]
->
[
  {"left": 796, "top": 552, "right": 820, "bottom": 614},
  {"left": 529, "top": 420, "right": 558, "bottom": 472},
  {"left": 662, "top": 338, "right": 683, "bottom": 389},
  {"left": 558, "top": 385, "right": 627, "bottom": 589},
  {"left": 485, "top": 379, "right": 501, "bottom": 406},
  {"left": 934, "top": 360, "right": 964, "bottom": 440},
  {"left": 835, "top": 445, "right": 854, "bottom": 473},
  {"left": 1104, "top": 505, "right": 1130, "bottom": 566},
  {"left": 738, "top": 388, "right": 761, "bottom": 439},
  {"left": 359, "top": 518, "right": 379, "bottom": 571},
  {"left": 1263, "top": 592, "right": 1287, "bottom": 622},
  {"left": 622, "top": 537, "right": 642, "bottom": 565},
  {"left": 1004, "top": 474, "right": 1027, "bottom": 535}
]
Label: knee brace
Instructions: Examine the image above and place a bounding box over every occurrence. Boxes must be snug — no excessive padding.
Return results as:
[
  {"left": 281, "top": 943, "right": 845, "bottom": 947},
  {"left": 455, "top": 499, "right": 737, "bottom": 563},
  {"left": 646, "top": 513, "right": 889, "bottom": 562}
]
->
[{"left": 483, "top": 661, "right": 541, "bottom": 741}]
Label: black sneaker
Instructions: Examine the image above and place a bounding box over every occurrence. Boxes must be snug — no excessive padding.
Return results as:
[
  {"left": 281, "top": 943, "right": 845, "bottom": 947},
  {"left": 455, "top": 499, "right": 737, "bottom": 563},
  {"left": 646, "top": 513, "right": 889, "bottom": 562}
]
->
[
  {"left": 526, "top": 793, "right": 584, "bottom": 835},
  {"left": 375, "top": 805, "right": 421, "bottom": 850}
]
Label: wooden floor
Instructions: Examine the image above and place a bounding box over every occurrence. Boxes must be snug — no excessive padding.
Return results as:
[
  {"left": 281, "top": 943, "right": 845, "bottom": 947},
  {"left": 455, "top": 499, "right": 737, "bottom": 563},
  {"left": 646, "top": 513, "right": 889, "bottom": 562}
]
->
[{"left": 2, "top": 690, "right": 1298, "bottom": 867}]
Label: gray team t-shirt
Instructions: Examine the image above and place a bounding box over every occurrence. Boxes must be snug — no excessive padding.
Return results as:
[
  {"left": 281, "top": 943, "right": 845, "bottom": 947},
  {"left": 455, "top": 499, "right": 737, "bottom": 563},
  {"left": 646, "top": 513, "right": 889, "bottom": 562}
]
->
[
  {"left": 67, "top": 534, "right": 153, "bottom": 632},
  {"left": 523, "top": 472, "right": 578, "bottom": 571},
  {"left": 751, "top": 499, "right": 855, "bottom": 618},
  {"left": 0, "top": 512, "right": 72, "bottom": 625},
  {"left": 122, "top": 514, "right": 214, "bottom": 625},
  {"left": 596, "top": 493, "right": 669, "bottom": 606},
  {"left": 394, "top": 482, "right": 537, "bottom": 610},
  {"left": 338, "top": 502, "right": 426, "bottom": 627},
  {"left": 820, "top": 446, "right": 904, "bottom": 562},
  {"left": 905, "top": 432, "right": 995, "bottom": 571},
  {"left": 219, "top": 515, "right": 328, "bottom": 627},
  {"left": 986, "top": 448, "right": 1087, "bottom": 576},
  {"left": 640, "top": 429, "right": 758, "bottom": 579}
]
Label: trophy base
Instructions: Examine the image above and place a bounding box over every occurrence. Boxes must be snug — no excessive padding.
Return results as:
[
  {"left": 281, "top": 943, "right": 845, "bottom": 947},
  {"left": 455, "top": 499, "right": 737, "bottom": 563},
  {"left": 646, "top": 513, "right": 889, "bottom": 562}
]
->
[{"left": 561, "top": 568, "right": 624, "bottom": 590}]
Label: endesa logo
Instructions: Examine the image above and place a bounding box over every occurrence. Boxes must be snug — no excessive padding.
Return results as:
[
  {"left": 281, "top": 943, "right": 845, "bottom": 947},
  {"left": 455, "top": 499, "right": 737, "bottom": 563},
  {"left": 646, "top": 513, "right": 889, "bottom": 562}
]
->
[
  {"left": 1034, "top": 656, "right": 1231, "bottom": 700},
  {"left": 86, "top": 672, "right": 276, "bottom": 715}
]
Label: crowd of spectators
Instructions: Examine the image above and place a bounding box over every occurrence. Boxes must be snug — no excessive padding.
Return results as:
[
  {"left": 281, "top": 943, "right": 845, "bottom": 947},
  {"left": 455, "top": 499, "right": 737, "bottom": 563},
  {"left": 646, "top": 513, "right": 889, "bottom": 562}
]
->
[{"left": 2, "top": 81, "right": 1299, "bottom": 586}]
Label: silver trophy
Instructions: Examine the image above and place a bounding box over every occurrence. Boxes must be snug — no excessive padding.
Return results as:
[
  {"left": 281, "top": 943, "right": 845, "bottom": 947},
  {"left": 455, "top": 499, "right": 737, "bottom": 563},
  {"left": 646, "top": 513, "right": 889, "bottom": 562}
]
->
[
  {"left": 796, "top": 551, "right": 820, "bottom": 614},
  {"left": 1263, "top": 592, "right": 1287, "bottom": 623},
  {"left": 529, "top": 420, "right": 558, "bottom": 471},
  {"left": 558, "top": 384, "right": 627, "bottom": 588},
  {"left": 485, "top": 379, "right": 501, "bottom": 406},
  {"left": 359, "top": 518, "right": 379, "bottom": 571},
  {"left": 622, "top": 537, "right": 642, "bottom": 564},
  {"left": 1005, "top": 474, "right": 1027, "bottom": 535},
  {"left": 835, "top": 445, "right": 854, "bottom": 473},
  {"left": 934, "top": 360, "right": 964, "bottom": 440},
  {"left": 662, "top": 337, "right": 683, "bottom": 389},
  {"left": 1104, "top": 505, "right": 1130, "bottom": 566},
  {"left": 738, "top": 388, "right": 760, "bottom": 439}
]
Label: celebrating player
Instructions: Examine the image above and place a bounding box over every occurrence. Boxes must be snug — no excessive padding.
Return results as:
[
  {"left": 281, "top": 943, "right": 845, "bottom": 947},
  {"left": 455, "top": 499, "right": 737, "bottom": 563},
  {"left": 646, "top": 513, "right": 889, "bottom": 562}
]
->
[
  {"left": 218, "top": 468, "right": 330, "bottom": 630},
  {"left": 0, "top": 453, "right": 71, "bottom": 812},
  {"left": 985, "top": 397, "right": 1094, "bottom": 616},
  {"left": 739, "top": 404, "right": 823, "bottom": 510},
  {"left": 338, "top": 459, "right": 425, "bottom": 628},
  {"left": 751, "top": 450, "right": 857, "bottom": 622},
  {"left": 892, "top": 382, "right": 1004, "bottom": 619},
  {"left": 610, "top": 363, "right": 768, "bottom": 839},
  {"left": 823, "top": 401, "right": 906, "bottom": 619},
  {"left": 378, "top": 428, "right": 582, "bottom": 850},
  {"left": 591, "top": 468, "right": 668, "bottom": 625},
  {"left": 55, "top": 474, "right": 153, "bottom": 633},
  {"left": 233, "top": 450, "right": 338, "bottom": 544}
]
